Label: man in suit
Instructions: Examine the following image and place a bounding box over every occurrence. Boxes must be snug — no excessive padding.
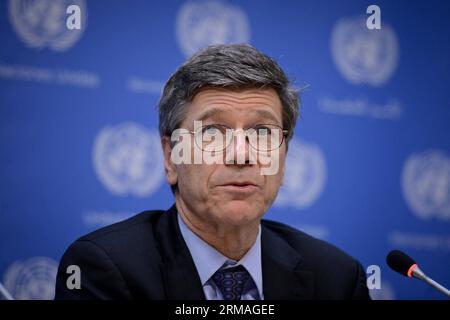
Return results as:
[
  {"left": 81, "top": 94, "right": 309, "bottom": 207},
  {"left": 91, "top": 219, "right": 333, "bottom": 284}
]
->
[{"left": 55, "top": 44, "right": 370, "bottom": 300}]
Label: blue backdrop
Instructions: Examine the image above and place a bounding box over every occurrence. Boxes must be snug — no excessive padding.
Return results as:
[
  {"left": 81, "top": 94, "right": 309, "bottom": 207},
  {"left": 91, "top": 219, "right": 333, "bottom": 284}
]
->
[{"left": 1, "top": 0, "right": 449, "bottom": 300}]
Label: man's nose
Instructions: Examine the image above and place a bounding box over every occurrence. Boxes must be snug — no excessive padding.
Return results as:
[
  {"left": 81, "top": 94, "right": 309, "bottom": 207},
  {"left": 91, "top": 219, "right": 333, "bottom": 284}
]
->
[{"left": 226, "top": 129, "right": 252, "bottom": 165}]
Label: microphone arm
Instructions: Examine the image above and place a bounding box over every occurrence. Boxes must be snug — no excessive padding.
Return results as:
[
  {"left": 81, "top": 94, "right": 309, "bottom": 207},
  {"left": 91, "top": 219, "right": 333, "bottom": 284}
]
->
[
  {"left": 411, "top": 265, "right": 450, "bottom": 298},
  {"left": 0, "top": 282, "right": 14, "bottom": 300}
]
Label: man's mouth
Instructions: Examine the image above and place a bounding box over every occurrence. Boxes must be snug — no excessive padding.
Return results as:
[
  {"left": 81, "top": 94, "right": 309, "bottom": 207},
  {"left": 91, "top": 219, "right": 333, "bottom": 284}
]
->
[{"left": 219, "top": 182, "right": 259, "bottom": 192}]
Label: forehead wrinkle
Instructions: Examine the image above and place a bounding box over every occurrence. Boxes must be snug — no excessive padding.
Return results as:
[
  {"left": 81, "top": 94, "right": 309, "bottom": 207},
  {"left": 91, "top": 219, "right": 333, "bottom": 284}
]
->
[
  {"left": 194, "top": 87, "right": 280, "bottom": 105},
  {"left": 195, "top": 105, "right": 281, "bottom": 124},
  {"left": 199, "top": 93, "right": 278, "bottom": 108},
  {"left": 194, "top": 92, "right": 281, "bottom": 119}
]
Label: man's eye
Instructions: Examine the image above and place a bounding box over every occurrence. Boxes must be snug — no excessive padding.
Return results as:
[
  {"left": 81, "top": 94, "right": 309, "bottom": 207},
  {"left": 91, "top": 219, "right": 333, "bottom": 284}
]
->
[
  {"left": 203, "top": 125, "right": 220, "bottom": 135},
  {"left": 255, "top": 126, "right": 272, "bottom": 135}
]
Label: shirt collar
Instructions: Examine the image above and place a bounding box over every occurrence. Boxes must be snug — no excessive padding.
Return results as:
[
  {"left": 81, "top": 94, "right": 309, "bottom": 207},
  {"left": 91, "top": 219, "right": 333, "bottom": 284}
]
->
[{"left": 177, "top": 212, "right": 263, "bottom": 298}]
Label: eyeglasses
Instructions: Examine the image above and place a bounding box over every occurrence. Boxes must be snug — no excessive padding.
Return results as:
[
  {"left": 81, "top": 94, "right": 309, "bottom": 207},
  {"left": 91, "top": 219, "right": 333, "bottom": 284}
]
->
[{"left": 188, "top": 124, "right": 289, "bottom": 152}]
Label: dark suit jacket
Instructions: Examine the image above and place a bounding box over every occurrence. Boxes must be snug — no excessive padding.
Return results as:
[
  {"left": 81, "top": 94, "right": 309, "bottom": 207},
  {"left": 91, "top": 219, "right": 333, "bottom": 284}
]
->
[{"left": 54, "top": 204, "right": 370, "bottom": 300}]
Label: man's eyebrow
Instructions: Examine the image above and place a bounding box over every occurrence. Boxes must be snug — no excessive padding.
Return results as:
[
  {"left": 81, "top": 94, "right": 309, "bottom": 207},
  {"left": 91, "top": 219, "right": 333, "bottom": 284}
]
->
[
  {"left": 195, "top": 107, "right": 224, "bottom": 121},
  {"left": 250, "top": 109, "right": 281, "bottom": 124}
]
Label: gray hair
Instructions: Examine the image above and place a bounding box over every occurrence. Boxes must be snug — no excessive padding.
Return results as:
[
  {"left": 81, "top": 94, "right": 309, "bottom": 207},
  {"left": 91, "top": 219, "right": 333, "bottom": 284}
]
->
[{"left": 158, "top": 44, "right": 300, "bottom": 142}]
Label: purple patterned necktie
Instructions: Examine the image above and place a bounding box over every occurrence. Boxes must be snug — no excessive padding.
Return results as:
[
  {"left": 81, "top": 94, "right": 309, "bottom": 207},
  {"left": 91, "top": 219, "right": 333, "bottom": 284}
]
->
[{"left": 211, "top": 264, "right": 251, "bottom": 300}]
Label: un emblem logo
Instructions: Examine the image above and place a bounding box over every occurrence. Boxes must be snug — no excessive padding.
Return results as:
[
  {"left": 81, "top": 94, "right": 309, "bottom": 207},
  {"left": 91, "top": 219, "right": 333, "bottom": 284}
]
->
[
  {"left": 8, "top": 0, "right": 86, "bottom": 51},
  {"left": 176, "top": 0, "right": 251, "bottom": 56},
  {"left": 331, "top": 16, "right": 399, "bottom": 86},
  {"left": 274, "top": 139, "right": 327, "bottom": 209},
  {"left": 3, "top": 257, "right": 58, "bottom": 300},
  {"left": 92, "top": 122, "right": 165, "bottom": 197},
  {"left": 402, "top": 150, "right": 450, "bottom": 221}
]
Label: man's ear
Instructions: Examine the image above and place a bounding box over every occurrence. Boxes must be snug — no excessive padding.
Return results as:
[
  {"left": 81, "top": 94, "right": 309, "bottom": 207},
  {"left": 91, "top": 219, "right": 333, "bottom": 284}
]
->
[
  {"left": 280, "top": 149, "right": 287, "bottom": 186},
  {"left": 161, "top": 136, "right": 178, "bottom": 187}
]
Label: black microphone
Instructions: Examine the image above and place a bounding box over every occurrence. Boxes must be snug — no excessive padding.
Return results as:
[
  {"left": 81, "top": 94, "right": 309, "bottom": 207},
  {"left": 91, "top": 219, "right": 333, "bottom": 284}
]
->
[{"left": 386, "top": 250, "right": 450, "bottom": 298}]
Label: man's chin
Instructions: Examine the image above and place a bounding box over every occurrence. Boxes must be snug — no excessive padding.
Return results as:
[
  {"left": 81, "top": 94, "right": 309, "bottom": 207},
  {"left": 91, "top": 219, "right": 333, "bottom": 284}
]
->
[{"left": 214, "top": 200, "right": 264, "bottom": 226}]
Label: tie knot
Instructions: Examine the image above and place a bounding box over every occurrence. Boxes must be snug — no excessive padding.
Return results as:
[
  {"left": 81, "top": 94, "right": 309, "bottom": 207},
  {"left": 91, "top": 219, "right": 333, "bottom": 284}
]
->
[{"left": 211, "top": 264, "right": 251, "bottom": 300}]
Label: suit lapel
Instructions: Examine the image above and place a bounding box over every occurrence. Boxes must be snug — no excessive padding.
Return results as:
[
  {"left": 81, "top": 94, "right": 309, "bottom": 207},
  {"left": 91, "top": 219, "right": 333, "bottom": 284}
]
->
[
  {"left": 261, "top": 225, "right": 315, "bottom": 299},
  {"left": 155, "top": 204, "right": 314, "bottom": 300},
  {"left": 155, "top": 204, "right": 206, "bottom": 300}
]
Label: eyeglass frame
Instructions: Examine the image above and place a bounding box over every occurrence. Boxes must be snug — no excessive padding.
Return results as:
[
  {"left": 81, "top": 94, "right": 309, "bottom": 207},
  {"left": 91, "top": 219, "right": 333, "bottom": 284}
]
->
[{"left": 185, "top": 123, "right": 289, "bottom": 152}]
